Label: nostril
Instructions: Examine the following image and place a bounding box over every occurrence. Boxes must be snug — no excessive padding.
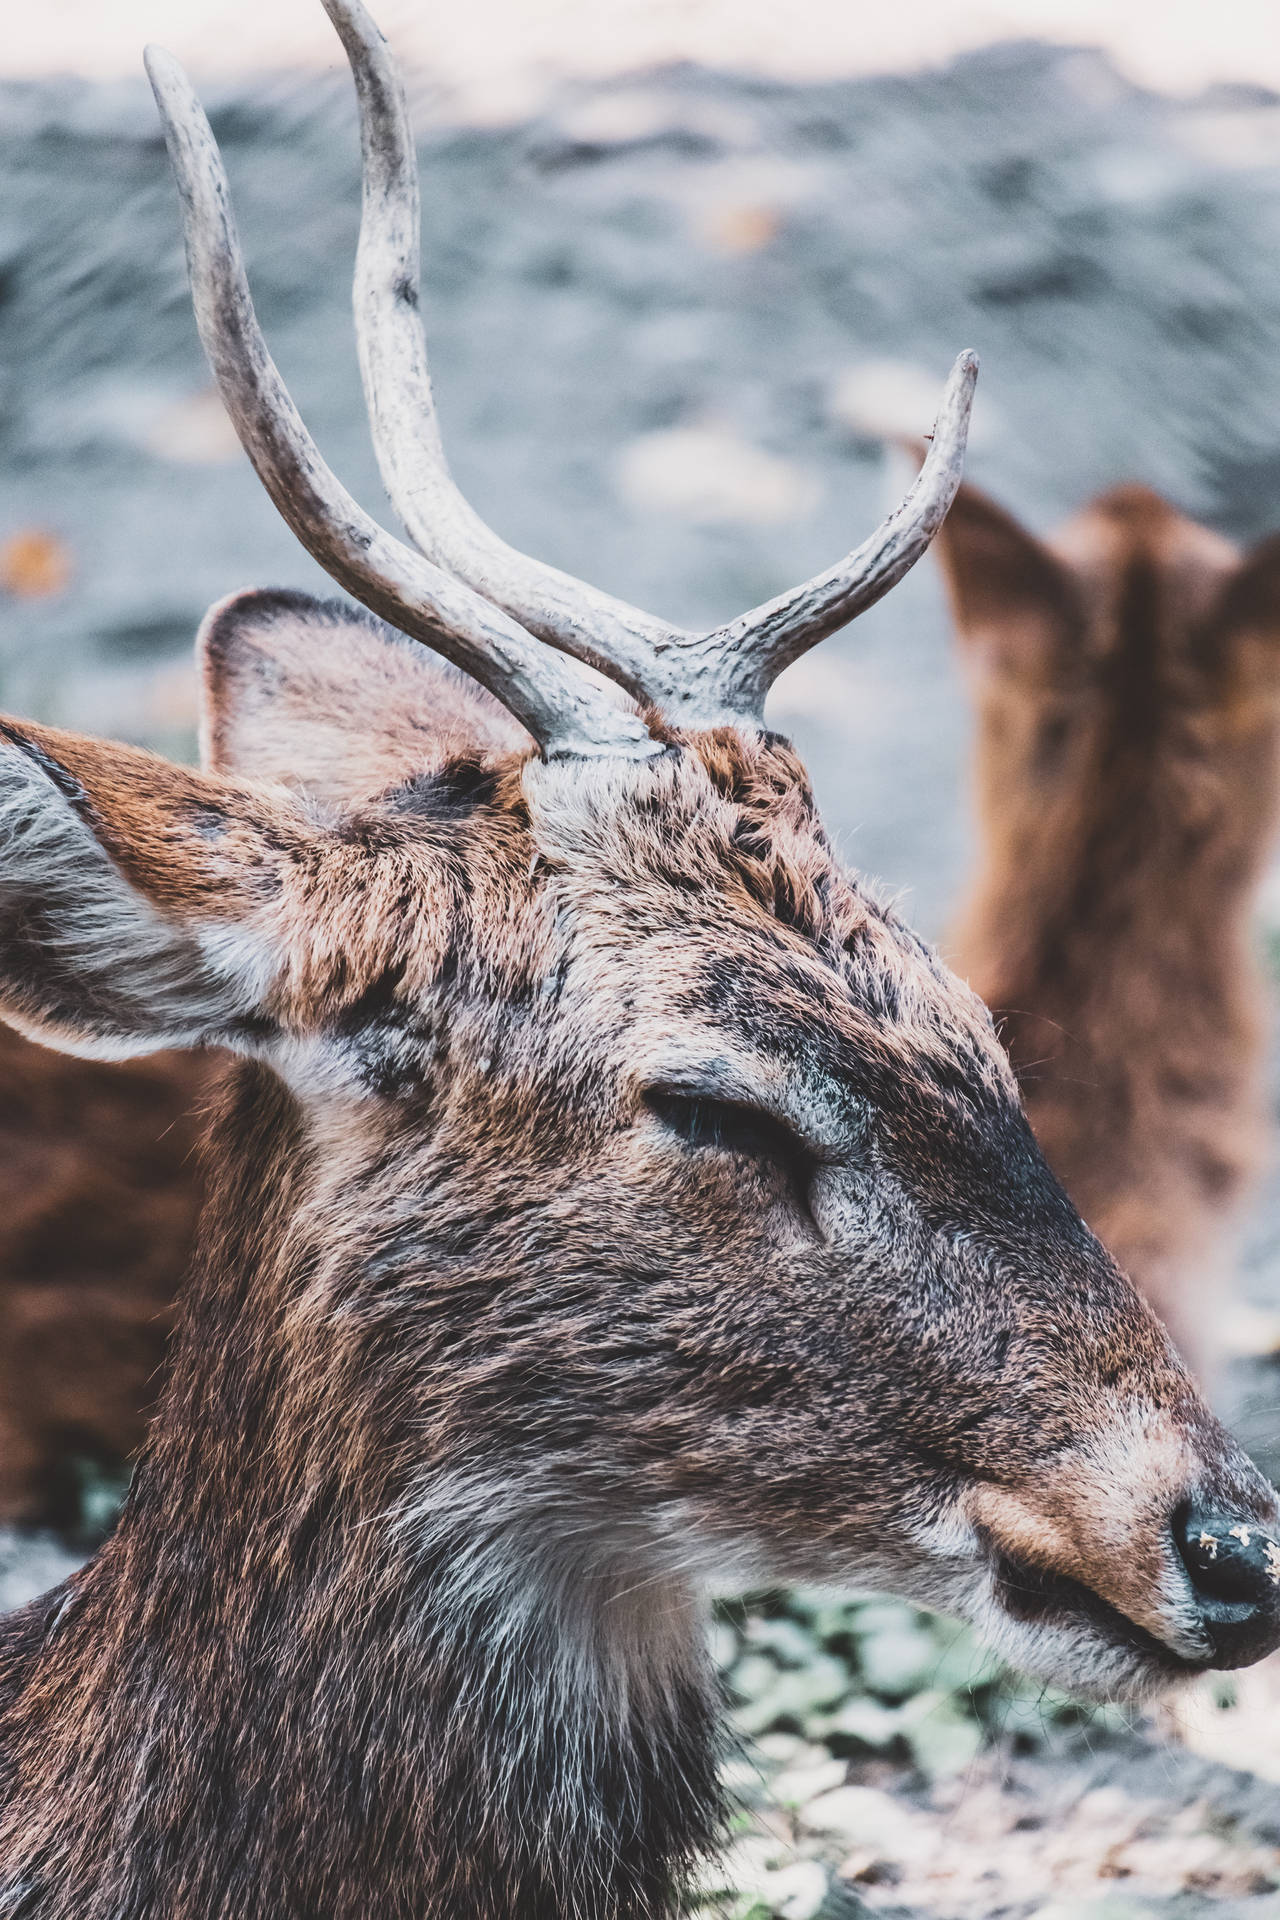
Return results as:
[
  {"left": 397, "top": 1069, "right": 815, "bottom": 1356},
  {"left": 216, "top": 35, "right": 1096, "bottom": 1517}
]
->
[
  {"left": 1175, "top": 1501, "right": 1280, "bottom": 1666},
  {"left": 1177, "top": 1502, "right": 1280, "bottom": 1604}
]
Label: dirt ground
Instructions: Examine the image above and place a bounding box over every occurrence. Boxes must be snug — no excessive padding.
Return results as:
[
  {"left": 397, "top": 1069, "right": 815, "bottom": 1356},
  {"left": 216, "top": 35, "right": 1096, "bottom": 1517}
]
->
[
  {"left": 710, "top": 1716, "right": 1280, "bottom": 1920},
  {"left": 5, "top": 38, "right": 1280, "bottom": 1918}
]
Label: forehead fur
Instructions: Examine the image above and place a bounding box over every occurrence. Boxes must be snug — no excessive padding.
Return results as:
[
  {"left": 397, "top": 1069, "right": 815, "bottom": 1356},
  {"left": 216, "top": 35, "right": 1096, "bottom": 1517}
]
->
[
  {"left": 523, "top": 729, "right": 1012, "bottom": 1105},
  {"left": 242, "top": 726, "right": 1011, "bottom": 1119}
]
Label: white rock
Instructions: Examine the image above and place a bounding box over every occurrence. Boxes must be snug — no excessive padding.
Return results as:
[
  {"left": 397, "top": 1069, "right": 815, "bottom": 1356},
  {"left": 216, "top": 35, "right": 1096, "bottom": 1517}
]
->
[
  {"left": 759, "top": 1860, "right": 831, "bottom": 1920},
  {"left": 830, "top": 356, "right": 997, "bottom": 448},
  {"left": 0, "top": 1529, "right": 83, "bottom": 1613},
  {"left": 799, "top": 1783, "right": 919, "bottom": 1853},
  {"left": 142, "top": 387, "right": 244, "bottom": 466},
  {"left": 615, "top": 422, "right": 821, "bottom": 526},
  {"left": 770, "top": 1755, "right": 846, "bottom": 1807}
]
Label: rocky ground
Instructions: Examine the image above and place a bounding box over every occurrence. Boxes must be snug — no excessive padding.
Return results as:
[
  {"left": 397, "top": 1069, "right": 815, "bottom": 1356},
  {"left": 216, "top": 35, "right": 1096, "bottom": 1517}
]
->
[
  {"left": 6, "top": 38, "right": 1280, "bottom": 1918},
  {"left": 699, "top": 1593, "right": 1280, "bottom": 1919}
]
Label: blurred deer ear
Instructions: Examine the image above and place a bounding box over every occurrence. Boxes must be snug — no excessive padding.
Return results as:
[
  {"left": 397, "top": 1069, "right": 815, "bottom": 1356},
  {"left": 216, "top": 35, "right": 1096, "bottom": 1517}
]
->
[
  {"left": 199, "top": 589, "right": 527, "bottom": 800},
  {"left": 1213, "top": 532, "right": 1280, "bottom": 640},
  {"left": 0, "top": 719, "right": 299, "bottom": 1061},
  {"left": 934, "top": 481, "right": 1081, "bottom": 674}
]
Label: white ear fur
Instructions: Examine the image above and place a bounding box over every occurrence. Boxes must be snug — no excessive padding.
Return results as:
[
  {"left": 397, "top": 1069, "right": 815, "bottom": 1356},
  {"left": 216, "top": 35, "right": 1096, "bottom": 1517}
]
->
[
  {"left": 198, "top": 589, "right": 528, "bottom": 799},
  {"left": 0, "top": 728, "right": 269, "bottom": 1061}
]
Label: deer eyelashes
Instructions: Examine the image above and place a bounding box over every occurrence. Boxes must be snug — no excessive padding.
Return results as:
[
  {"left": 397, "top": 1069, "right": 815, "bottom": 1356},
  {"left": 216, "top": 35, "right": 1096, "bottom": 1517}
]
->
[{"left": 643, "top": 1085, "right": 819, "bottom": 1217}]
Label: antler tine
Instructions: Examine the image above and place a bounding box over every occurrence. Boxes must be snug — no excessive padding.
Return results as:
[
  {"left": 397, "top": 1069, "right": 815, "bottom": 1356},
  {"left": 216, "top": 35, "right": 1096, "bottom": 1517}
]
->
[
  {"left": 324, "top": 0, "right": 977, "bottom": 730},
  {"left": 143, "top": 45, "right": 658, "bottom": 764},
  {"left": 701, "top": 351, "right": 979, "bottom": 721},
  {"left": 320, "top": 0, "right": 690, "bottom": 708}
]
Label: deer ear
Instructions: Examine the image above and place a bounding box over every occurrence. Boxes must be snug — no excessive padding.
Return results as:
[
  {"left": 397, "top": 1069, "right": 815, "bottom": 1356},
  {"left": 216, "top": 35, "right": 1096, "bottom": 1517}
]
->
[
  {"left": 0, "top": 719, "right": 297, "bottom": 1061},
  {"left": 199, "top": 589, "right": 528, "bottom": 799},
  {"left": 934, "top": 482, "right": 1081, "bottom": 674},
  {"left": 1213, "top": 532, "right": 1280, "bottom": 641}
]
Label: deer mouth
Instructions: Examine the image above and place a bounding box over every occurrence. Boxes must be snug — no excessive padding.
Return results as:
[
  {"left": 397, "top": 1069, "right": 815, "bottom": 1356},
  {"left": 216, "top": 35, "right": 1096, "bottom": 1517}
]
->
[{"left": 988, "top": 1545, "right": 1210, "bottom": 1680}]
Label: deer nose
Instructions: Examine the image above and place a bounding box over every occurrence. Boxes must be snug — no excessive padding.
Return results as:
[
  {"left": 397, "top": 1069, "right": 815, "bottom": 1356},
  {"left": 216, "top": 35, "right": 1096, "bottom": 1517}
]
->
[{"left": 1176, "top": 1502, "right": 1280, "bottom": 1669}]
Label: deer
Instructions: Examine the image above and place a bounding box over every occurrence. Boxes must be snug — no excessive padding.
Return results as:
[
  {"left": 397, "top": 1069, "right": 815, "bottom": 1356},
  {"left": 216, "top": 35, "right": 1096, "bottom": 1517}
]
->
[
  {"left": 0, "top": 1029, "right": 207, "bottom": 1530},
  {"left": 1, "top": 6, "right": 1279, "bottom": 1915},
  {"left": 936, "top": 478, "right": 1280, "bottom": 1382}
]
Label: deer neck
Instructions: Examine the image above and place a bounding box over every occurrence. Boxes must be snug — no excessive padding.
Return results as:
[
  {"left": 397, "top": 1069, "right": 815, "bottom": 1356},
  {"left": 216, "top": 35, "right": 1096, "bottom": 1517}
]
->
[
  {"left": 0, "top": 1064, "right": 723, "bottom": 1920},
  {"left": 962, "top": 743, "right": 1273, "bottom": 1049}
]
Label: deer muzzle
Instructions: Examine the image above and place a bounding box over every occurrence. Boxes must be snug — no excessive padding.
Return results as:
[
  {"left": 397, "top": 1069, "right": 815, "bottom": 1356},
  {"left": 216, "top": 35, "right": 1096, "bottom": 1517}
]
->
[{"left": 968, "top": 1412, "right": 1280, "bottom": 1679}]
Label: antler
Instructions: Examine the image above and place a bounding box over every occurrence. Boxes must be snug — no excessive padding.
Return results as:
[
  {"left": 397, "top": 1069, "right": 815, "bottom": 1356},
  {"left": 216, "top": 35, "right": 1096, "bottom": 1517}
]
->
[
  {"left": 147, "top": 2, "right": 976, "bottom": 750},
  {"left": 143, "top": 47, "right": 657, "bottom": 764},
  {"left": 322, "top": 0, "right": 977, "bottom": 727}
]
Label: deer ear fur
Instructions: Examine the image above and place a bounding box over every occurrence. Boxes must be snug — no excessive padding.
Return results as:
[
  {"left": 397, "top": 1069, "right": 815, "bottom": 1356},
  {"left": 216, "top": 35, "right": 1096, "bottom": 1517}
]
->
[
  {"left": 933, "top": 482, "right": 1081, "bottom": 673},
  {"left": 0, "top": 719, "right": 294, "bottom": 1062},
  {"left": 199, "top": 589, "right": 529, "bottom": 800}
]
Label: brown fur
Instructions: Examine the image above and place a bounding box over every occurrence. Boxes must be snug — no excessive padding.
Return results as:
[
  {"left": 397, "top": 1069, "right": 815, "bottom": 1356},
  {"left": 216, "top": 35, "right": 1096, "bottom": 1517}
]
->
[
  {"left": 938, "top": 482, "right": 1280, "bottom": 1376},
  {"left": 0, "top": 595, "right": 1275, "bottom": 1918},
  {"left": 0, "top": 1030, "right": 206, "bottom": 1528}
]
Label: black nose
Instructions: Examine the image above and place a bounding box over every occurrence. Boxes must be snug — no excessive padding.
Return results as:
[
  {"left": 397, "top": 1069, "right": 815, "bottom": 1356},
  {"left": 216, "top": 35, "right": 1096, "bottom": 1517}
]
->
[{"left": 1176, "top": 1502, "right": 1280, "bottom": 1669}]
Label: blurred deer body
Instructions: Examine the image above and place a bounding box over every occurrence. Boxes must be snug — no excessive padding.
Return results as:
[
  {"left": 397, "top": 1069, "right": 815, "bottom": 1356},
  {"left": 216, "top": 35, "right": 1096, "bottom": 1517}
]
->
[
  {"left": 0, "top": 1031, "right": 205, "bottom": 1528},
  {"left": 939, "top": 481, "right": 1280, "bottom": 1376},
  {"left": 1, "top": 5, "right": 1279, "bottom": 1916}
]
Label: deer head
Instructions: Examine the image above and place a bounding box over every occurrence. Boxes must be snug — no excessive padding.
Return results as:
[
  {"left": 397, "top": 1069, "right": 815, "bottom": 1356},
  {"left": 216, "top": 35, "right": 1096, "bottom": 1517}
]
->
[
  {"left": 0, "top": 11, "right": 1277, "bottom": 1918},
  {"left": 937, "top": 479, "right": 1280, "bottom": 1374}
]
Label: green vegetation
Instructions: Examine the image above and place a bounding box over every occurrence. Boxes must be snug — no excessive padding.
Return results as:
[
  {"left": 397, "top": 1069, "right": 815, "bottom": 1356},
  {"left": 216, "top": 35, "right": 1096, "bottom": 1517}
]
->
[
  {"left": 716, "top": 1588, "right": 1129, "bottom": 1770},
  {"left": 695, "top": 1589, "right": 1136, "bottom": 1919}
]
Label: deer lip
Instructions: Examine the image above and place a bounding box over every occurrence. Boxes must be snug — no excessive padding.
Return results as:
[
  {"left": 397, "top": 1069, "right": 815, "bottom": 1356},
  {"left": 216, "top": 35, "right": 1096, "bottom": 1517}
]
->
[{"left": 989, "top": 1545, "right": 1210, "bottom": 1678}]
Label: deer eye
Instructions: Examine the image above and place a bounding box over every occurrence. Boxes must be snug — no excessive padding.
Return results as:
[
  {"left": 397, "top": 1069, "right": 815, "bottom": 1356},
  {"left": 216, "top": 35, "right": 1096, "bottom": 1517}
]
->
[{"left": 643, "top": 1088, "right": 817, "bottom": 1203}]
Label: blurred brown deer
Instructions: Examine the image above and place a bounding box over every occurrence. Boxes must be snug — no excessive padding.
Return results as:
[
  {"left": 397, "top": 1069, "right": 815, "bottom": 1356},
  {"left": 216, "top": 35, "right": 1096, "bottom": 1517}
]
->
[
  {"left": 938, "top": 480, "right": 1280, "bottom": 1379},
  {"left": 1, "top": 6, "right": 1279, "bottom": 1914},
  {"left": 0, "top": 1026, "right": 206, "bottom": 1531}
]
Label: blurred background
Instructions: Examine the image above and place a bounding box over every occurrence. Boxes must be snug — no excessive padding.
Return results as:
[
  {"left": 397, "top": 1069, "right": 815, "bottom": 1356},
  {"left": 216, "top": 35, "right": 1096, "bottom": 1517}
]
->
[{"left": 9, "top": 4, "right": 1280, "bottom": 1912}]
